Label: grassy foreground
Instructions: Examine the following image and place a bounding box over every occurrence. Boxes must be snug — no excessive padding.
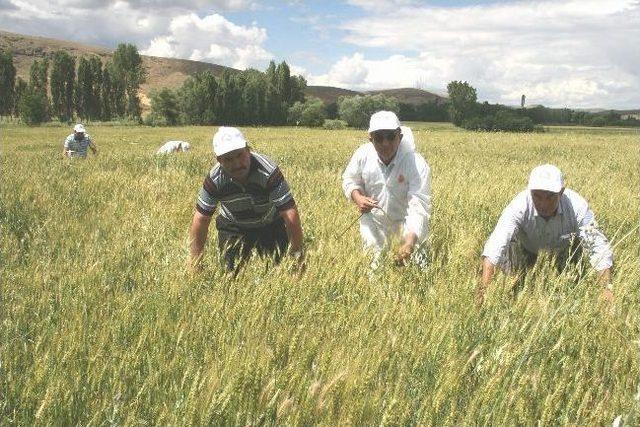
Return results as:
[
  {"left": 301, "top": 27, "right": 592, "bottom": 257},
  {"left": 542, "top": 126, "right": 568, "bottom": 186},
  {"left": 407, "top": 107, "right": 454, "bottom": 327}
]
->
[{"left": 1, "top": 123, "right": 639, "bottom": 425}]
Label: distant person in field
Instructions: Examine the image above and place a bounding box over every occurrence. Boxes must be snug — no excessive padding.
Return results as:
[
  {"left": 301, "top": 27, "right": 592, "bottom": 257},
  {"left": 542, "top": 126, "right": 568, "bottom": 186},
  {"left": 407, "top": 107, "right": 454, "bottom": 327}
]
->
[
  {"left": 189, "top": 127, "right": 305, "bottom": 272},
  {"left": 342, "top": 111, "right": 432, "bottom": 268},
  {"left": 156, "top": 140, "right": 191, "bottom": 155},
  {"left": 63, "top": 124, "right": 98, "bottom": 158},
  {"left": 477, "top": 164, "right": 614, "bottom": 305}
]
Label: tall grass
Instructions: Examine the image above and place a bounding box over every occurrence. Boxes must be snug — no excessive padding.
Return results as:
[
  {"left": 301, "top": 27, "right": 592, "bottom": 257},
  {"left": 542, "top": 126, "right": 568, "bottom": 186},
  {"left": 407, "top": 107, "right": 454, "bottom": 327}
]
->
[{"left": 1, "top": 124, "right": 639, "bottom": 424}]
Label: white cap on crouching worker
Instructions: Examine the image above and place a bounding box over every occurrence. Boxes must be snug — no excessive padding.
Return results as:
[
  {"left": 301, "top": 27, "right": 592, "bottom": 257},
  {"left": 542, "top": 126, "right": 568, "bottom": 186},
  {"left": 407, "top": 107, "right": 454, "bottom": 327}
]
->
[
  {"left": 368, "top": 111, "right": 401, "bottom": 133},
  {"left": 73, "top": 123, "right": 86, "bottom": 133},
  {"left": 212, "top": 127, "right": 247, "bottom": 156},
  {"left": 528, "top": 164, "right": 564, "bottom": 193}
]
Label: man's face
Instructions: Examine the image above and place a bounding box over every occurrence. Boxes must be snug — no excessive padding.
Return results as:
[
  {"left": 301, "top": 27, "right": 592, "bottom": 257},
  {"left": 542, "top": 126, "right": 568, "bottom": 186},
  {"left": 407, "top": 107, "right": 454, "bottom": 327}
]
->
[
  {"left": 531, "top": 189, "right": 563, "bottom": 218},
  {"left": 217, "top": 148, "right": 251, "bottom": 181},
  {"left": 369, "top": 128, "right": 401, "bottom": 165},
  {"left": 74, "top": 131, "right": 85, "bottom": 140}
]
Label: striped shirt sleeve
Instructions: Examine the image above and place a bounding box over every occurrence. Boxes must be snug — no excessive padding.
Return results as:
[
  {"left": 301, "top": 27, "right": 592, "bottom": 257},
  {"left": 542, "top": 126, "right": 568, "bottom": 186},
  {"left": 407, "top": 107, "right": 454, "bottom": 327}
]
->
[
  {"left": 195, "top": 173, "right": 218, "bottom": 216},
  {"left": 267, "top": 167, "right": 295, "bottom": 211},
  {"left": 64, "top": 135, "right": 72, "bottom": 149}
]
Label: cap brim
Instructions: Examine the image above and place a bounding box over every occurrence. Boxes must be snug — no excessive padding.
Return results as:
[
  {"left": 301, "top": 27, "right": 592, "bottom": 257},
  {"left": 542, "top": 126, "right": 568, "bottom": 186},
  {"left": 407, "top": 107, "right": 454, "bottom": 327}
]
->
[
  {"left": 528, "top": 182, "right": 562, "bottom": 193},
  {"left": 214, "top": 141, "right": 247, "bottom": 157}
]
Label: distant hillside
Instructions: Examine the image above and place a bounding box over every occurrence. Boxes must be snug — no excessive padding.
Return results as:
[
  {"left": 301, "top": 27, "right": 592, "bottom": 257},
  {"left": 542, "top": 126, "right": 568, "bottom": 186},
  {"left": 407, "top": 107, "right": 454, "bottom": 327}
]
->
[
  {"left": 366, "top": 88, "right": 447, "bottom": 105},
  {"left": 1, "top": 30, "right": 449, "bottom": 109},
  {"left": 0, "top": 30, "right": 236, "bottom": 107},
  {"left": 304, "top": 85, "right": 360, "bottom": 104}
]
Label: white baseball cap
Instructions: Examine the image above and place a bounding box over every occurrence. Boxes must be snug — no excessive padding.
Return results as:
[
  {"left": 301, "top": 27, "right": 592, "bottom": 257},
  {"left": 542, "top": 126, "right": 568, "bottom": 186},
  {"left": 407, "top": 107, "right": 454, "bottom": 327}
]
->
[
  {"left": 212, "top": 127, "right": 247, "bottom": 157},
  {"left": 368, "top": 111, "right": 401, "bottom": 133},
  {"left": 73, "top": 123, "right": 86, "bottom": 133},
  {"left": 528, "top": 164, "right": 564, "bottom": 193}
]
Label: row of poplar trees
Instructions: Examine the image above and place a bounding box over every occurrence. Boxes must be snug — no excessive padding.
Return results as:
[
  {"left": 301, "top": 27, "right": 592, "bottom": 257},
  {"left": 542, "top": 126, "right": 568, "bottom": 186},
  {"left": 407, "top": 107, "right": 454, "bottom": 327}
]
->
[
  {"left": 148, "top": 61, "right": 306, "bottom": 126},
  {"left": 0, "top": 43, "right": 145, "bottom": 124}
]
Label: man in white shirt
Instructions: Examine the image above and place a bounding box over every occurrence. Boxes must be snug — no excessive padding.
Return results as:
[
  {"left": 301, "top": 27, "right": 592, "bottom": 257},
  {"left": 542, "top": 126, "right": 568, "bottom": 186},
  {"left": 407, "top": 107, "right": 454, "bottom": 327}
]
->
[
  {"left": 156, "top": 140, "right": 191, "bottom": 154},
  {"left": 478, "top": 164, "right": 614, "bottom": 304},
  {"left": 342, "top": 111, "right": 432, "bottom": 268}
]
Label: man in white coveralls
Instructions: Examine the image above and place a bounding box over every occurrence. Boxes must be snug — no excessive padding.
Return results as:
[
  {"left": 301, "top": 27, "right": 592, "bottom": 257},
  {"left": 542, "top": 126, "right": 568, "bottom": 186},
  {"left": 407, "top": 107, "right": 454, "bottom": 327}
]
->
[{"left": 342, "top": 111, "right": 432, "bottom": 268}]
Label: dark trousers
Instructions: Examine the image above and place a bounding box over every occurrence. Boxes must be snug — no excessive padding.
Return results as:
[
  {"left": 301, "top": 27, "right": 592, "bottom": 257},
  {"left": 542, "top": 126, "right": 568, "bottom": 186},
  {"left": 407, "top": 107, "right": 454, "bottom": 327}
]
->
[{"left": 216, "top": 216, "right": 289, "bottom": 272}]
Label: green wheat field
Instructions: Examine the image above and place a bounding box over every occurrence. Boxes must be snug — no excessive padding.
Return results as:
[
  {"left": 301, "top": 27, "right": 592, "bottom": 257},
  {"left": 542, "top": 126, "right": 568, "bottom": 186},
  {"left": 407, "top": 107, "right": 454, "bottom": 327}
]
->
[{"left": 1, "top": 123, "right": 639, "bottom": 425}]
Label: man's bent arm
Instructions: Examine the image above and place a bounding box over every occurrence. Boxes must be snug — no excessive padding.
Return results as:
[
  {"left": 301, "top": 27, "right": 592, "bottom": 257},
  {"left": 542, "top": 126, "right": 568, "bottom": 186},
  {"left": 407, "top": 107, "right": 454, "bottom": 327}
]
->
[
  {"left": 476, "top": 257, "right": 497, "bottom": 305},
  {"left": 189, "top": 211, "right": 212, "bottom": 267},
  {"left": 481, "top": 257, "right": 496, "bottom": 287},
  {"left": 279, "top": 205, "right": 304, "bottom": 254}
]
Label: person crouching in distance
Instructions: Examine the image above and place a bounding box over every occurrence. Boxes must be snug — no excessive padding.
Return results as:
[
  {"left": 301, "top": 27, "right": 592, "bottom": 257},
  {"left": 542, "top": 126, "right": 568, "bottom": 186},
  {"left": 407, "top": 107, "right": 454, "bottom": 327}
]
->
[
  {"left": 63, "top": 123, "right": 98, "bottom": 158},
  {"left": 477, "top": 164, "right": 614, "bottom": 305},
  {"left": 156, "top": 140, "right": 191, "bottom": 155},
  {"left": 342, "top": 111, "right": 432, "bottom": 269},
  {"left": 188, "top": 127, "right": 305, "bottom": 272}
]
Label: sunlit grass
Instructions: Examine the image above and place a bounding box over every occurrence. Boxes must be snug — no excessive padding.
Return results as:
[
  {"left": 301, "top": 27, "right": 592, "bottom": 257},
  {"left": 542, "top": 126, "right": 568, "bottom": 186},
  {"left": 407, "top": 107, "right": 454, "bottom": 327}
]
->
[{"left": 1, "top": 123, "right": 639, "bottom": 424}]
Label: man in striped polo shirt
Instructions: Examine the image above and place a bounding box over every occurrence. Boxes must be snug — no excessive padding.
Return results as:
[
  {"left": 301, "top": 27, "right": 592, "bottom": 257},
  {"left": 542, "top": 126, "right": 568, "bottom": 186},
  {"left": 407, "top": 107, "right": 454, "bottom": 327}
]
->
[
  {"left": 63, "top": 124, "right": 98, "bottom": 158},
  {"left": 189, "top": 127, "right": 304, "bottom": 272}
]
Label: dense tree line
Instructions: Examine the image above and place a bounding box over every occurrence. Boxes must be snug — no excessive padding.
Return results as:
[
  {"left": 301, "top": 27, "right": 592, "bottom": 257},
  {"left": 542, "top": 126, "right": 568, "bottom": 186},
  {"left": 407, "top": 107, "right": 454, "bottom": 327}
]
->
[
  {"left": 447, "top": 80, "right": 639, "bottom": 132},
  {"left": 147, "top": 61, "right": 307, "bottom": 126},
  {"left": 0, "top": 44, "right": 145, "bottom": 125}
]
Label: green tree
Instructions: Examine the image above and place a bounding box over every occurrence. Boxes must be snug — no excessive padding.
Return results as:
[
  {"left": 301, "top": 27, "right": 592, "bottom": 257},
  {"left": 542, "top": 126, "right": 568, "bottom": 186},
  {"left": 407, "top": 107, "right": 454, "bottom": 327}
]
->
[
  {"left": 50, "top": 51, "right": 76, "bottom": 122},
  {"left": 19, "top": 86, "right": 48, "bottom": 125},
  {"left": 0, "top": 50, "right": 16, "bottom": 117},
  {"left": 288, "top": 97, "right": 326, "bottom": 127},
  {"left": 75, "top": 57, "right": 93, "bottom": 121},
  {"left": 101, "top": 65, "right": 113, "bottom": 121},
  {"left": 241, "top": 70, "right": 266, "bottom": 125},
  {"left": 217, "top": 71, "right": 243, "bottom": 125},
  {"left": 337, "top": 94, "right": 399, "bottom": 128},
  {"left": 446, "top": 80, "right": 477, "bottom": 126},
  {"left": 264, "top": 61, "right": 283, "bottom": 124},
  {"left": 88, "top": 56, "right": 103, "bottom": 120},
  {"left": 13, "top": 77, "right": 27, "bottom": 117},
  {"left": 178, "top": 71, "right": 218, "bottom": 125},
  {"left": 28, "top": 58, "right": 50, "bottom": 120},
  {"left": 112, "top": 43, "right": 146, "bottom": 120},
  {"left": 276, "top": 61, "right": 291, "bottom": 106},
  {"left": 147, "top": 88, "right": 180, "bottom": 126}
]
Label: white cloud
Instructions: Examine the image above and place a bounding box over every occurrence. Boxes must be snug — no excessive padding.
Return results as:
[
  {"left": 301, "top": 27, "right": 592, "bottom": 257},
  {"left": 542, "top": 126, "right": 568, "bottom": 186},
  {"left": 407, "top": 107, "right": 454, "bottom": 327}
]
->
[
  {"left": 141, "top": 13, "right": 272, "bottom": 69},
  {"left": 316, "top": 0, "right": 640, "bottom": 108}
]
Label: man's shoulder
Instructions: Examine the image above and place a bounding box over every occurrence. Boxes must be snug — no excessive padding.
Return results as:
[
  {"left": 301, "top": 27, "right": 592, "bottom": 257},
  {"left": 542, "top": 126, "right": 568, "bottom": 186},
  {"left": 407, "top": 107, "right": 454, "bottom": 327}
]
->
[
  {"left": 562, "top": 188, "right": 589, "bottom": 211},
  {"left": 406, "top": 150, "right": 429, "bottom": 169},
  {"left": 352, "top": 142, "right": 375, "bottom": 159},
  {"left": 251, "top": 152, "right": 279, "bottom": 173},
  {"left": 65, "top": 134, "right": 74, "bottom": 141},
  {"left": 504, "top": 190, "right": 531, "bottom": 214}
]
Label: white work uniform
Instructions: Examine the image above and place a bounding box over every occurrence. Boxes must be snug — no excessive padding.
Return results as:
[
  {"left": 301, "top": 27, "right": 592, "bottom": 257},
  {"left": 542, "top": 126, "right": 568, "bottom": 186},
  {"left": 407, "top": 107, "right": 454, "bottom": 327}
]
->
[
  {"left": 482, "top": 188, "right": 613, "bottom": 272},
  {"left": 342, "top": 126, "right": 432, "bottom": 256},
  {"left": 156, "top": 140, "right": 191, "bottom": 154}
]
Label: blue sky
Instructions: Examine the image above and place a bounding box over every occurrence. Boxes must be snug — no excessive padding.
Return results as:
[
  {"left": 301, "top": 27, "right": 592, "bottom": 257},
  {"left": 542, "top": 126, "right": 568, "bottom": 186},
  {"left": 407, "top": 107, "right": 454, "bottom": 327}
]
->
[{"left": 1, "top": 0, "right": 639, "bottom": 109}]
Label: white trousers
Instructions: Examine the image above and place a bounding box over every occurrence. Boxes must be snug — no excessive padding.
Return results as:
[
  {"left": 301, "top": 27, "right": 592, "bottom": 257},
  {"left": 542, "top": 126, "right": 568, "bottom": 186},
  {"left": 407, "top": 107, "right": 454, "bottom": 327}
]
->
[{"left": 359, "top": 213, "right": 428, "bottom": 268}]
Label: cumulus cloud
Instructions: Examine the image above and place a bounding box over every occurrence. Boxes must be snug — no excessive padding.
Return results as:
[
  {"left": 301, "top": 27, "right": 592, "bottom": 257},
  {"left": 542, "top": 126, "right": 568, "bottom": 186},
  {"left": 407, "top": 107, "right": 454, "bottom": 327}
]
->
[
  {"left": 141, "top": 13, "right": 272, "bottom": 69},
  {"left": 312, "top": 0, "right": 640, "bottom": 108},
  {"left": 0, "top": 0, "right": 255, "bottom": 44}
]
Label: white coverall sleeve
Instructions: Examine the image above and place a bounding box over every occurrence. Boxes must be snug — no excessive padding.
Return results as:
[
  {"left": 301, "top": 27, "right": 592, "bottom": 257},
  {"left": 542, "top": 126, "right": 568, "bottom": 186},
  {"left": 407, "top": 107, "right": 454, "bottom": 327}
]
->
[
  {"left": 403, "top": 157, "right": 431, "bottom": 242},
  {"left": 342, "top": 148, "right": 365, "bottom": 200}
]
